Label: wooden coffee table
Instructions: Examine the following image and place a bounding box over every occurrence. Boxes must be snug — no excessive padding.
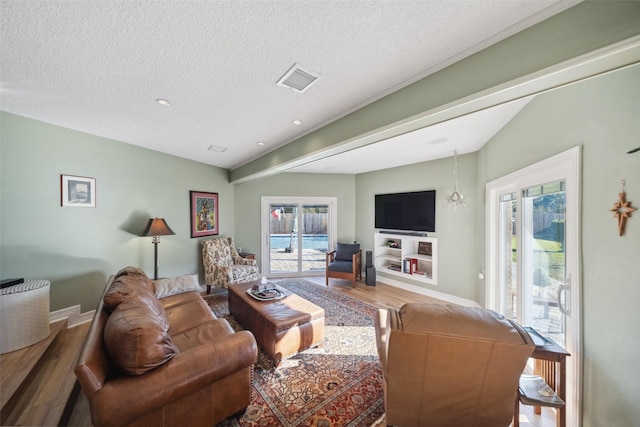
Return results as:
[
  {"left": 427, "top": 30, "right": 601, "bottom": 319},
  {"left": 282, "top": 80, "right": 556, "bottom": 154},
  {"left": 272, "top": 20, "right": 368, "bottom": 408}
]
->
[{"left": 228, "top": 281, "right": 325, "bottom": 366}]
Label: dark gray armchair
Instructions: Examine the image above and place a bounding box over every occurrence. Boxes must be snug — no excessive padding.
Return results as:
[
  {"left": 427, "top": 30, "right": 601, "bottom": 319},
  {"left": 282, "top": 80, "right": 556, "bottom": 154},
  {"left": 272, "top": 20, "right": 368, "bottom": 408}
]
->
[{"left": 325, "top": 242, "right": 361, "bottom": 288}]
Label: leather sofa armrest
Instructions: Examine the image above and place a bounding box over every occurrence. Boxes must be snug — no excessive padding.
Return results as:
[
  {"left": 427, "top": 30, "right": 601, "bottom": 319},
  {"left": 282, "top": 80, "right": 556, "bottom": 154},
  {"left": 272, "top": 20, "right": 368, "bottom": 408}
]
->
[
  {"left": 88, "top": 330, "right": 258, "bottom": 426},
  {"left": 374, "top": 308, "right": 390, "bottom": 373}
]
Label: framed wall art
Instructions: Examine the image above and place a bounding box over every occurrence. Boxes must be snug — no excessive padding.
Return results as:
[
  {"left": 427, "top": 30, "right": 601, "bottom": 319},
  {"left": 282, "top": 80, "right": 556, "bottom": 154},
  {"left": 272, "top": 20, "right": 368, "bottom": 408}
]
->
[
  {"left": 61, "top": 174, "right": 96, "bottom": 207},
  {"left": 190, "top": 191, "right": 219, "bottom": 237}
]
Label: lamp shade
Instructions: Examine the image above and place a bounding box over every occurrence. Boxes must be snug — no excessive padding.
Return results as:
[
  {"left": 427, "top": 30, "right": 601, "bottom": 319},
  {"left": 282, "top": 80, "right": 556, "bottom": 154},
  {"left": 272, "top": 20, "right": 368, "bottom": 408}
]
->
[{"left": 139, "top": 218, "right": 175, "bottom": 237}]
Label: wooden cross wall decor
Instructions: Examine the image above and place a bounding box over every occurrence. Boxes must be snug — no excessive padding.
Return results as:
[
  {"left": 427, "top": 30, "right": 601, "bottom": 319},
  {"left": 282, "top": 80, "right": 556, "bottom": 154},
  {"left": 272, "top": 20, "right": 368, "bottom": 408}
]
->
[{"left": 609, "top": 181, "right": 636, "bottom": 236}]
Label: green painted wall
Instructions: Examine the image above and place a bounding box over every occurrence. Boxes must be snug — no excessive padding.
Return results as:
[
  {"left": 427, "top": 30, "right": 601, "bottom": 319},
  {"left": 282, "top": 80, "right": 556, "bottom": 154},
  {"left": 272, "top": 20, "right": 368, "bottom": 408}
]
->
[
  {"left": 355, "top": 153, "right": 479, "bottom": 301},
  {"left": 476, "top": 64, "right": 640, "bottom": 426},
  {"left": 233, "top": 172, "right": 356, "bottom": 267},
  {"left": 0, "top": 112, "right": 233, "bottom": 312}
]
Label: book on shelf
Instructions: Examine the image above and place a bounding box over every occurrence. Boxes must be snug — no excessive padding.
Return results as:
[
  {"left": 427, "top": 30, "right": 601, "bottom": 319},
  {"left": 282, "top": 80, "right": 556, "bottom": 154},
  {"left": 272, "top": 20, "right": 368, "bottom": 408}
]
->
[{"left": 403, "top": 258, "right": 418, "bottom": 274}]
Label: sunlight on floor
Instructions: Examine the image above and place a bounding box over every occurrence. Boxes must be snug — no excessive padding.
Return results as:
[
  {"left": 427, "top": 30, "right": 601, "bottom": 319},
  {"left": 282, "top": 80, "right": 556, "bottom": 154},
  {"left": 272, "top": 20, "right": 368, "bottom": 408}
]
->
[
  {"left": 512, "top": 405, "right": 557, "bottom": 427},
  {"left": 305, "top": 325, "right": 377, "bottom": 357}
]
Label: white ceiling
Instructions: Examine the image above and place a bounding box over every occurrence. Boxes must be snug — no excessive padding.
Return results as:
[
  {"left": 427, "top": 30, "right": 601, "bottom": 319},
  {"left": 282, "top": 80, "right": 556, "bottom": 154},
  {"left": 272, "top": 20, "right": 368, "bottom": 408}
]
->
[
  {"left": 287, "top": 96, "right": 534, "bottom": 174},
  {"left": 0, "top": 1, "right": 574, "bottom": 174}
]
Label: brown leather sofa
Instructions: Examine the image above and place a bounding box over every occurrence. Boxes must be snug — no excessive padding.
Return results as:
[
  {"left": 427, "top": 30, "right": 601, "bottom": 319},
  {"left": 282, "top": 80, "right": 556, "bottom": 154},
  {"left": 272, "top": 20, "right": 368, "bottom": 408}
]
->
[
  {"left": 74, "top": 267, "right": 258, "bottom": 427},
  {"left": 375, "top": 303, "right": 534, "bottom": 427}
]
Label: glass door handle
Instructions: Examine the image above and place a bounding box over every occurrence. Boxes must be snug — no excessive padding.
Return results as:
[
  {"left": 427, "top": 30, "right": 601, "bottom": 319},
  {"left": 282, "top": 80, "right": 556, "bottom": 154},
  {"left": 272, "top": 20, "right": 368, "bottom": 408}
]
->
[{"left": 558, "top": 274, "right": 571, "bottom": 316}]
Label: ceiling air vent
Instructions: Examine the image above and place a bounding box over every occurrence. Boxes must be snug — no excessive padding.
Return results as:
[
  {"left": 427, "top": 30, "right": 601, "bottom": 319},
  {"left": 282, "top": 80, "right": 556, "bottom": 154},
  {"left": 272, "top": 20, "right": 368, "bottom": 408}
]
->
[
  {"left": 208, "top": 145, "right": 228, "bottom": 152},
  {"left": 276, "top": 64, "right": 319, "bottom": 93}
]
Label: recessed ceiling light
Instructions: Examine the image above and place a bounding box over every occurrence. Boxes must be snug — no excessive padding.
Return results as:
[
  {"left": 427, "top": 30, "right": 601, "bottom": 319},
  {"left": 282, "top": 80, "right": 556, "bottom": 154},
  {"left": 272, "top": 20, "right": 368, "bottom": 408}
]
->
[
  {"left": 156, "top": 99, "right": 171, "bottom": 106},
  {"left": 292, "top": 119, "right": 302, "bottom": 125},
  {"left": 208, "top": 145, "right": 228, "bottom": 152},
  {"left": 257, "top": 142, "right": 265, "bottom": 146},
  {"left": 426, "top": 137, "right": 448, "bottom": 145}
]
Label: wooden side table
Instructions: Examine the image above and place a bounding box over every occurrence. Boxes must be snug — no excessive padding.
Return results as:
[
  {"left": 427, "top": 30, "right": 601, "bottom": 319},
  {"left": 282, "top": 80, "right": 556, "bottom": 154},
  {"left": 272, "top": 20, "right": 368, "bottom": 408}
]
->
[
  {"left": 239, "top": 252, "right": 255, "bottom": 260},
  {"left": 531, "top": 339, "right": 570, "bottom": 427},
  {"left": 514, "top": 328, "right": 570, "bottom": 427}
]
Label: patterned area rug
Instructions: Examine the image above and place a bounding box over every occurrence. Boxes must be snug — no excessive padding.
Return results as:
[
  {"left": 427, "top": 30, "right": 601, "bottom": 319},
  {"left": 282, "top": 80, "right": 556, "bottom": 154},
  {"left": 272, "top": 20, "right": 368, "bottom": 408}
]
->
[{"left": 202, "top": 278, "right": 384, "bottom": 427}]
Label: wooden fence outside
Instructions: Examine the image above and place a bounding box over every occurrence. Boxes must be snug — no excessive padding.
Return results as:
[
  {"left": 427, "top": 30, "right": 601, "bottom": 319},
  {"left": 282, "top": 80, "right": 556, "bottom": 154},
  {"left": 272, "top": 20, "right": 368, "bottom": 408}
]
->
[{"left": 269, "top": 213, "right": 327, "bottom": 235}]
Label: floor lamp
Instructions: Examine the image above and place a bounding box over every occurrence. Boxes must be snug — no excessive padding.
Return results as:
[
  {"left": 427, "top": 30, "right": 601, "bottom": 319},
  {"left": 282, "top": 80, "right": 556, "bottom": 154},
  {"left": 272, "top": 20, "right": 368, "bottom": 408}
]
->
[{"left": 139, "top": 218, "right": 175, "bottom": 280}]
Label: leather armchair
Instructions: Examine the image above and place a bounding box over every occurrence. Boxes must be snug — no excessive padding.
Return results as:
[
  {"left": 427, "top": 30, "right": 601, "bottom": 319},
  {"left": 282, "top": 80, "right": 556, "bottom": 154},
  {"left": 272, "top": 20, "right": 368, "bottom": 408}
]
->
[
  {"left": 202, "top": 237, "right": 260, "bottom": 293},
  {"left": 375, "top": 303, "right": 534, "bottom": 427},
  {"left": 326, "top": 242, "right": 361, "bottom": 288}
]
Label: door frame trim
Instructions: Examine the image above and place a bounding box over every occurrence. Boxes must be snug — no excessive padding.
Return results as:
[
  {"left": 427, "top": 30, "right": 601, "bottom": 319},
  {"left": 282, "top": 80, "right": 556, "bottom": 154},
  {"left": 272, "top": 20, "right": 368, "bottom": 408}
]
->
[{"left": 485, "top": 146, "right": 582, "bottom": 427}]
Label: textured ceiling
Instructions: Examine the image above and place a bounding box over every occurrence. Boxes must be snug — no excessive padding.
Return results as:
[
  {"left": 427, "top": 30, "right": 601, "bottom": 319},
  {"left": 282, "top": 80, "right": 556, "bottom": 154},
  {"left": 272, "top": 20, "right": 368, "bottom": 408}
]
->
[{"left": 1, "top": 1, "right": 574, "bottom": 173}]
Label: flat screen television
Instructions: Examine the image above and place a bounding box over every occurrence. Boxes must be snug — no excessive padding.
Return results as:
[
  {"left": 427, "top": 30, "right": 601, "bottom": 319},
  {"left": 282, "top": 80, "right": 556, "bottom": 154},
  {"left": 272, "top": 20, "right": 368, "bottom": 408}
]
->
[{"left": 375, "top": 190, "right": 436, "bottom": 233}]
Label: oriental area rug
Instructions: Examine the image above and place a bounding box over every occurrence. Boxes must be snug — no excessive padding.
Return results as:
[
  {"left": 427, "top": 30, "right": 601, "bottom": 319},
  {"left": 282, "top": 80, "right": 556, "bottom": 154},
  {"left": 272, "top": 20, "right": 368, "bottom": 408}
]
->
[{"left": 202, "top": 278, "right": 384, "bottom": 427}]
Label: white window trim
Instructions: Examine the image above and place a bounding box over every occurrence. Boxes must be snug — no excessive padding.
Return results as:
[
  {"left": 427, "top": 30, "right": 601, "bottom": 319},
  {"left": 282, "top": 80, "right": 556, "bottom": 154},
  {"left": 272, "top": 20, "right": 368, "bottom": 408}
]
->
[{"left": 486, "top": 146, "right": 582, "bottom": 427}]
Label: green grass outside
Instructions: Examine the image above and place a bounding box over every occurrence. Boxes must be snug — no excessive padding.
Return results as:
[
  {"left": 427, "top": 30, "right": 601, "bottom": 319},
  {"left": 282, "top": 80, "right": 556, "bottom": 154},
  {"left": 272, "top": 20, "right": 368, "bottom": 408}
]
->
[{"left": 512, "top": 237, "right": 565, "bottom": 282}]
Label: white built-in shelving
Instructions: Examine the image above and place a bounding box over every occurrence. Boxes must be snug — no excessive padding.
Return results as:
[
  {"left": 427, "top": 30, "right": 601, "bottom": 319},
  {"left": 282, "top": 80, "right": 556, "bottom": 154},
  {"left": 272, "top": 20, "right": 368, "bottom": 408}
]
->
[{"left": 373, "top": 232, "right": 437, "bottom": 285}]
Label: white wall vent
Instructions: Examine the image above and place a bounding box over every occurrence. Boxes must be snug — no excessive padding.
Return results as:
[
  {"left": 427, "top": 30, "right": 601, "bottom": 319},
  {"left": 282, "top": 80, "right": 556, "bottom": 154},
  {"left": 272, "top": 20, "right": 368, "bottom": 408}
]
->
[{"left": 276, "top": 64, "right": 319, "bottom": 93}]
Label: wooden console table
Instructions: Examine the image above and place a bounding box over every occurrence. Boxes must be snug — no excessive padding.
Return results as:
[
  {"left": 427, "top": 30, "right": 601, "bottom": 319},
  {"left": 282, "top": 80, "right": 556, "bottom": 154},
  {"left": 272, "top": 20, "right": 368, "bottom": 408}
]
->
[
  {"left": 515, "top": 328, "right": 570, "bottom": 427},
  {"left": 531, "top": 337, "right": 570, "bottom": 427}
]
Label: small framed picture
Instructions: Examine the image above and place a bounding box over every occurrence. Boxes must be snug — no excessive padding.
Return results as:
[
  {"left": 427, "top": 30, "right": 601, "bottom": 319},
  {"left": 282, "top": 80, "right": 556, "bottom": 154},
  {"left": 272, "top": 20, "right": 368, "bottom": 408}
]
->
[
  {"left": 418, "top": 241, "right": 432, "bottom": 256},
  {"left": 61, "top": 174, "right": 96, "bottom": 207},
  {"left": 190, "top": 191, "right": 219, "bottom": 238}
]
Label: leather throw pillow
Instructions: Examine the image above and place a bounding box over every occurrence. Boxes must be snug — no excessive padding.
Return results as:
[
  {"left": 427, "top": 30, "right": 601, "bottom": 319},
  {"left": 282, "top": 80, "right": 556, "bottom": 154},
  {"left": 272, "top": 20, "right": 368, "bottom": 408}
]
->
[{"left": 104, "top": 298, "right": 178, "bottom": 375}]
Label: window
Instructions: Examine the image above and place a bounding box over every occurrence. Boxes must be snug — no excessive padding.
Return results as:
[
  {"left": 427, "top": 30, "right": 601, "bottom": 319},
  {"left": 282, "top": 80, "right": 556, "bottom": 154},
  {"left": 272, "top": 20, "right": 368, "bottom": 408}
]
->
[
  {"left": 486, "top": 147, "right": 581, "bottom": 426},
  {"left": 261, "top": 196, "right": 337, "bottom": 277}
]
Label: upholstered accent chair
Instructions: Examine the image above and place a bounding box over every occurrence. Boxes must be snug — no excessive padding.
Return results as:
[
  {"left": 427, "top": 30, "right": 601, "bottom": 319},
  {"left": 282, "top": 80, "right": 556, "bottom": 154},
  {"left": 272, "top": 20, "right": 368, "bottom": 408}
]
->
[
  {"left": 326, "top": 242, "right": 361, "bottom": 288},
  {"left": 202, "top": 237, "right": 260, "bottom": 293},
  {"left": 375, "top": 303, "right": 534, "bottom": 427}
]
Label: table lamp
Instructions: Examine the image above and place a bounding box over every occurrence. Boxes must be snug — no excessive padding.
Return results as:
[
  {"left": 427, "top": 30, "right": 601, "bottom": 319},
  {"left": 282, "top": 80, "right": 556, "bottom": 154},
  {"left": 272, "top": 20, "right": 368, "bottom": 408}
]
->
[{"left": 139, "top": 218, "right": 175, "bottom": 280}]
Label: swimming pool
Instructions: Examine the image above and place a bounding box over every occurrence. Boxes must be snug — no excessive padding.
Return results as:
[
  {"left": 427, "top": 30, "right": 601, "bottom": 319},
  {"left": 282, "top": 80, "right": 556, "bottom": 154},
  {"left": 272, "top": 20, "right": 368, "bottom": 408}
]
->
[{"left": 270, "top": 234, "right": 328, "bottom": 251}]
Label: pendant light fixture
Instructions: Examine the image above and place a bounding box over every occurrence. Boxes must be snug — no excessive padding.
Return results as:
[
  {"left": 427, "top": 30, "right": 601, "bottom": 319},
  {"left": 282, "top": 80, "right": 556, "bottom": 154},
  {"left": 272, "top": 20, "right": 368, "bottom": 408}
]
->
[{"left": 444, "top": 150, "right": 466, "bottom": 212}]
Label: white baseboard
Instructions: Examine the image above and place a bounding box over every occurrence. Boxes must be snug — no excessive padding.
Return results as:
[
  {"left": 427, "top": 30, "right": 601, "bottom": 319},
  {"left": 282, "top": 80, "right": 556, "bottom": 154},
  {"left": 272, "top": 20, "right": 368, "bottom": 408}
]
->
[
  {"left": 376, "top": 275, "right": 480, "bottom": 307},
  {"left": 50, "top": 305, "right": 95, "bottom": 328}
]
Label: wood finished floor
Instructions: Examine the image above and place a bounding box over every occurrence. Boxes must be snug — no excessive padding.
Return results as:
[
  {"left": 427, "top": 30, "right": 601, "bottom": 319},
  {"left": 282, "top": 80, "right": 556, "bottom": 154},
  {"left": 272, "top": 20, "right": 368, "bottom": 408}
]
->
[{"left": 65, "top": 276, "right": 555, "bottom": 426}]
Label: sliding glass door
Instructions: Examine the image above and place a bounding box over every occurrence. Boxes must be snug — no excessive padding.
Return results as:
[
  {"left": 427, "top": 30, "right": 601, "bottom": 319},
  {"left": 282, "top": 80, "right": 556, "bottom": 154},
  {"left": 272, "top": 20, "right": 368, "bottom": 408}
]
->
[
  {"left": 486, "top": 147, "right": 581, "bottom": 426},
  {"left": 261, "top": 197, "right": 337, "bottom": 277},
  {"left": 496, "top": 182, "right": 568, "bottom": 347},
  {"left": 521, "top": 181, "right": 568, "bottom": 347}
]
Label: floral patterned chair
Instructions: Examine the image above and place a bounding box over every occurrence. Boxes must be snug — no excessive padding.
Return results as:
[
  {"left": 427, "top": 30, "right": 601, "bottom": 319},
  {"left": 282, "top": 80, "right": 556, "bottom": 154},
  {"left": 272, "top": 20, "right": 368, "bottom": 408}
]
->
[{"left": 202, "top": 238, "right": 260, "bottom": 293}]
